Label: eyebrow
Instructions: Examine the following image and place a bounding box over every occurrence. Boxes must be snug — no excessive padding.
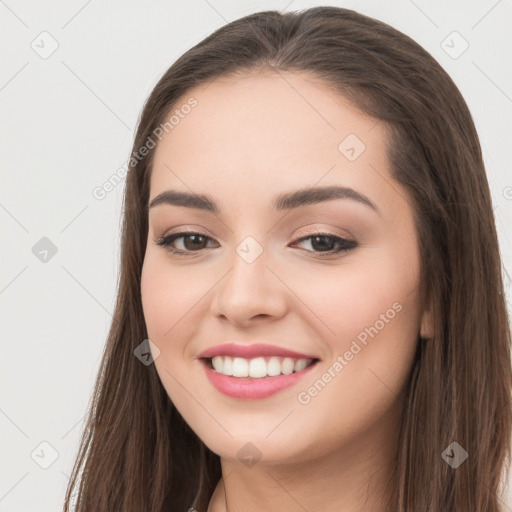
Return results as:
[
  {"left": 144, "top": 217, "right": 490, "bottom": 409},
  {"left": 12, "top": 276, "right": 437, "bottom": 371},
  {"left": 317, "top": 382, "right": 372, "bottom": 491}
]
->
[{"left": 147, "top": 185, "right": 379, "bottom": 215}]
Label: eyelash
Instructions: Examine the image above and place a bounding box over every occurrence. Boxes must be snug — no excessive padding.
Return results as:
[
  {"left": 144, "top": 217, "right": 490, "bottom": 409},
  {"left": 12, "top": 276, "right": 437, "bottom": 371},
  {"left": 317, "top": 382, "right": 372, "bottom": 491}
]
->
[{"left": 154, "top": 231, "right": 357, "bottom": 258}]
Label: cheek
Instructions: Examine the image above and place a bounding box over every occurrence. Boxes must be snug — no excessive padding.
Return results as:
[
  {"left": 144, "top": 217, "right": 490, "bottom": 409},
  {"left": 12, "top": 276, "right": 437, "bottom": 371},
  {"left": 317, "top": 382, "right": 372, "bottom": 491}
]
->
[
  {"left": 141, "top": 258, "right": 172, "bottom": 342},
  {"left": 293, "top": 244, "right": 421, "bottom": 420},
  {"left": 140, "top": 253, "right": 211, "bottom": 419},
  {"left": 140, "top": 251, "right": 205, "bottom": 350},
  {"left": 288, "top": 248, "right": 421, "bottom": 355}
]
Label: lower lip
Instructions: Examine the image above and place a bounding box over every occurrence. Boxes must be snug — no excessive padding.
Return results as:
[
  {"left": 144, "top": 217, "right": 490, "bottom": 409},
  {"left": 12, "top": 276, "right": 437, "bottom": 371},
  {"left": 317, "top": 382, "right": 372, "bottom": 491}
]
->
[{"left": 201, "top": 359, "right": 319, "bottom": 399}]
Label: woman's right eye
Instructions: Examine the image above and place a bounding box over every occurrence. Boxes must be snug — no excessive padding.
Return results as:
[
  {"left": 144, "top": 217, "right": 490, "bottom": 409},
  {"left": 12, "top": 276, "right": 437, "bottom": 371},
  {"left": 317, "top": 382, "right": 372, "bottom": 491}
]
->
[{"left": 154, "top": 232, "right": 217, "bottom": 255}]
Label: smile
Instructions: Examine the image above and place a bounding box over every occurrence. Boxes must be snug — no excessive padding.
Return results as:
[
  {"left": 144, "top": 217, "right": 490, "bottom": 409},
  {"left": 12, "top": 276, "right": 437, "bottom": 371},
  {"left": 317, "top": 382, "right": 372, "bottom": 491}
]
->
[
  {"left": 200, "top": 356, "right": 320, "bottom": 399},
  {"left": 208, "top": 355, "right": 316, "bottom": 378}
]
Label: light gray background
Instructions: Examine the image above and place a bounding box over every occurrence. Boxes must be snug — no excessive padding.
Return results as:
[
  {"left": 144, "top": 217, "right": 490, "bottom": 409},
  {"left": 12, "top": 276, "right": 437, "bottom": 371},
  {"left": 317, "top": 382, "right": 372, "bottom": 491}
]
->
[{"left": 1, "top": 1, "right": 511, "bottom": 510}]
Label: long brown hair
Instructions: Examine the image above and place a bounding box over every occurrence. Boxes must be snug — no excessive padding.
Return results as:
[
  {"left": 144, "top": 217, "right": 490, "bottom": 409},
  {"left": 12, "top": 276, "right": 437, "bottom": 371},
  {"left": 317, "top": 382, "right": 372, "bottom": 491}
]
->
[{"left": 62, "top": 7, "right": 512, "bottom": 511}]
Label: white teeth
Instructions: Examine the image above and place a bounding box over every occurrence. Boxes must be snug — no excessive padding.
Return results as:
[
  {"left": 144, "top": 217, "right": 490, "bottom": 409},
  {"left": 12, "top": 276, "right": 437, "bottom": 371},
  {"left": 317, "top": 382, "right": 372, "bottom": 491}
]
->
[
  {"left": 249, "top": 357, "right": 267, "bottom": 378},
  {"left": 267, "top": 356, "right": 281, "bottom": 376},
  {"left": 294, "top": 359, "right": 308, "bottom": 372},
  {"left": 209, "top": 356, "right": 315, "bottom": 378},
  {"left": 232, "top": 357, "right": 249, "bottom": 377},
  {"left": 281, "top": 357, "right": 294, "bottom": 375},
  {"left": 223, "top": 356, "right": 233, "bottom": 376},
  {"left": 212, "top": 356, "right": 223, "bottom": 373}
]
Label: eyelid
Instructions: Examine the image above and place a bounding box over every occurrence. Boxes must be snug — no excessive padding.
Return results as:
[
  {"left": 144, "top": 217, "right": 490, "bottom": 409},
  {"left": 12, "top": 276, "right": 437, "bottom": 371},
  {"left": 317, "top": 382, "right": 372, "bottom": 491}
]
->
[
  {"left": 157, "top": 224, "right": 352, "bottom": 243},
  {"left": 159, "top": 225, "right": 217, "bottom": 239},
  {"left": 157, "top": 226, "right": 351, "bottom": 245},
  {"left": 293, "top": 226, "right": 352, "bottom": 240}
]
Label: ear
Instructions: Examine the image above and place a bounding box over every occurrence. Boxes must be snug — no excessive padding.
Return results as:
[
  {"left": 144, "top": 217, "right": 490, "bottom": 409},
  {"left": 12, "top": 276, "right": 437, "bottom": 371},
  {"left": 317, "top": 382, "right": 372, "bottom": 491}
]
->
[{"left": 419, "top": 296, "right": 435, "bottom": 340}]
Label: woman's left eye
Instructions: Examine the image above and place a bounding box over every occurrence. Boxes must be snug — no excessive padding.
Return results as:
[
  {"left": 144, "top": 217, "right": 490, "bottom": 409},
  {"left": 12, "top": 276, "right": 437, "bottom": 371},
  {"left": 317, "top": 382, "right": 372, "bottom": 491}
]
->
[
  {"left": 154, "top": 231, "right": 357, "bottom": 257},
  {"left": 292, "top": 233, "right": 357, "bottom": 256}
]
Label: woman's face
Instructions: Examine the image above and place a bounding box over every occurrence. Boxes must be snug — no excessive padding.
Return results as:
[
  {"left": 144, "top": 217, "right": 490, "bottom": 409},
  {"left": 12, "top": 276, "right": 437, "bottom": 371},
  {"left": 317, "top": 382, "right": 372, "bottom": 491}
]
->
[{"left": 141, "top": 71, "right": 432, "bottom": 465}]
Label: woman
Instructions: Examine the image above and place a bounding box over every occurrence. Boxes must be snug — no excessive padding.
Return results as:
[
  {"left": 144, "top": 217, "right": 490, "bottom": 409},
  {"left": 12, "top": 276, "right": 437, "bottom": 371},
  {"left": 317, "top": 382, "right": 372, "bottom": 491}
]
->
[{"left": 63, "top": 6, "right": 512, "bottom": 512}]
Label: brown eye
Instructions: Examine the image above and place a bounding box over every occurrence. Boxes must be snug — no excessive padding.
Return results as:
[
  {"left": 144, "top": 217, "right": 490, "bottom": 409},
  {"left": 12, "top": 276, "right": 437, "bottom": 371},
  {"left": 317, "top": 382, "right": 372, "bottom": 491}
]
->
[
  {"left": 293, "top": 233, "right": 357, "bottom": 256},
  {"left": 155, "top": 232, "right": 217, "bottom": 255},
  {"left": 309, "top": 235, "right": 337, "bottom": 252},
  {"left": 181, "top": 234, "right": 209, "bottom": 251}
]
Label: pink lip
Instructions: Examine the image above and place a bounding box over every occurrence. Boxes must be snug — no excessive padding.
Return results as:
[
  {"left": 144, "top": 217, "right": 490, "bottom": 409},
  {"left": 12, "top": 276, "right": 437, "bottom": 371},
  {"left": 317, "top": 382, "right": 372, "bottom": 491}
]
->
[
  {"left": 198, "top": 343, "right": 318, "bottom": 360},
  {"left": 200, "top": 359, "right": 319, "bottom": 399}
]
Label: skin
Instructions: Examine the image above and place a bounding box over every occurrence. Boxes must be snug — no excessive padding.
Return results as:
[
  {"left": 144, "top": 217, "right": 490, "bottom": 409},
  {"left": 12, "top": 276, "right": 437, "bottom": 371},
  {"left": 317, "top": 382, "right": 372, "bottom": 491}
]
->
[{"left": 140, "top": 70, "right": 433, "bottom": 512}]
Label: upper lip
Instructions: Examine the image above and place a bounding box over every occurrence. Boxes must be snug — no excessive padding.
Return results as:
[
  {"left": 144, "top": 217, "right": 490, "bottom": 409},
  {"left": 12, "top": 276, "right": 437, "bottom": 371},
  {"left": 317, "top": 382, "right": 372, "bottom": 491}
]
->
[{"left": 198, "top": 343, "right": 319, "bottom": 360}]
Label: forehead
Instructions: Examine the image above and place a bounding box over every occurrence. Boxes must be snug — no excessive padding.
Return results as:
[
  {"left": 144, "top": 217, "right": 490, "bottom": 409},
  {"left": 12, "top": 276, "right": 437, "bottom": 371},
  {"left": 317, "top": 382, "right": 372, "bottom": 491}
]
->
[{"left": 149, "top": 71, "right": 392, "bottom": 210}]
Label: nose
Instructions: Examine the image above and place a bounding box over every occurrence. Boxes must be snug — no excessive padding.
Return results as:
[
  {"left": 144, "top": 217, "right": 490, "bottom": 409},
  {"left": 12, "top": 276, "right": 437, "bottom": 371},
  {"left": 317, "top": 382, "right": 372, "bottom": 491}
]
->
[{"left": 210, "top": 243, "right": 288, "bottom": 327}]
